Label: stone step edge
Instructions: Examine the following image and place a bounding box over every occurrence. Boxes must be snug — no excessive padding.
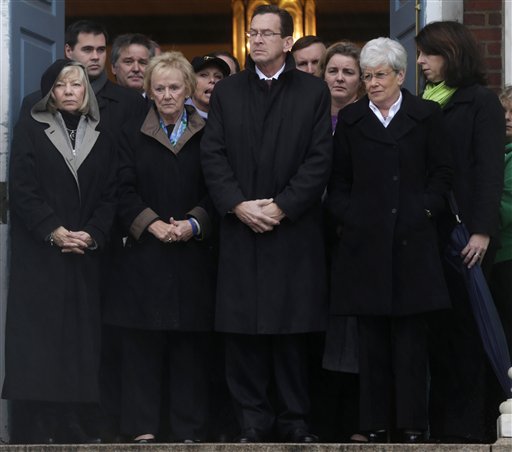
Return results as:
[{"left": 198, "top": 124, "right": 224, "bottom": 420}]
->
[{"left": 0, "top": 439, "right": 509, "bottom": 452}]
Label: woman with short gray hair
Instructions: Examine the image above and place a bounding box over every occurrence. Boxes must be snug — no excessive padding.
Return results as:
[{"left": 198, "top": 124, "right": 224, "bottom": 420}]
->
[
  {"left": 359, "top": 37, "right": 407, "bottom": 73},
  {"left": 326, "top": 37, "right": 452, "bottom": 443}
]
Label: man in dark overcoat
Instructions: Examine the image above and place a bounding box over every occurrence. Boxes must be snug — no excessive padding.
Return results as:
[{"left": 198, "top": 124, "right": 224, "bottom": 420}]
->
[{"left": 201, "top": 4, "right": 332, "bottom": 443}]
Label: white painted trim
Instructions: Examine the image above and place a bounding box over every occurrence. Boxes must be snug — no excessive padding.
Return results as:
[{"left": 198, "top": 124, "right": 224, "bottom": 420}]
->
[
  {"left": 0, "top": 0, "right": 10, "bottom": 442},
  {"left": 423, "top": 0, "right": 463, "bottom": 25},
  {"left": 505, "top": 0, "right": 512, "bottom": 86}
]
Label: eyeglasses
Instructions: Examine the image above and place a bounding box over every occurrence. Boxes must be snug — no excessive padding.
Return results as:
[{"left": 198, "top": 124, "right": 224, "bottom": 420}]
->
[
  {"left": 360, "top": 70, "right": 397, "bottom": 82},
  {"left": 246, "top": 29, "right": 282, "bottom": 39}
]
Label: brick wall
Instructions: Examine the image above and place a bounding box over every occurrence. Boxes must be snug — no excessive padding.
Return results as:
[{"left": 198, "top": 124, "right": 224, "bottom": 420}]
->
[{"left": 464, "top": 0, "right": 503, "bottom": 92}]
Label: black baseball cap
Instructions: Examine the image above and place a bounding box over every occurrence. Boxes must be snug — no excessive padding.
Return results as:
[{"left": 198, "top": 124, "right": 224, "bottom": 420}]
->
[{"left": 191, "top": 55, "right": 230, "bottom": 78}]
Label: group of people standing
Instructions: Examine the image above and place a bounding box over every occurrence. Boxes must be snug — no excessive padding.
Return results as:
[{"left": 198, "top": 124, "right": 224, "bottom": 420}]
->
[{"left": 3, "top": 4, "right": 511, "bottom": 446}]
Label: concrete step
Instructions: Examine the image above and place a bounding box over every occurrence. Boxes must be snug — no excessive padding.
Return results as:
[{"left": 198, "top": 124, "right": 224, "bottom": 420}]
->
[{"left": 0, "top": 440, "right": 510, "bottom": 452}]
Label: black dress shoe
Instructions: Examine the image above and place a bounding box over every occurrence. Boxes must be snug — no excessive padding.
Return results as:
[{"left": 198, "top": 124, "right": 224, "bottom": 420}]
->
[
  {"left": 237, "top": 428, "right": 262, "bottom": 443},
  {"left": 402, "top": 431, "right": 425, "bottom": 443},
  {"left": 132, "top": 437, "right": 155, "bottom": 443},
  {"left": 366, "top": 430, "right": 388, "bottom": 443},
  {"left": 286, "top": 428, "right": 319, "bottom": 443}
]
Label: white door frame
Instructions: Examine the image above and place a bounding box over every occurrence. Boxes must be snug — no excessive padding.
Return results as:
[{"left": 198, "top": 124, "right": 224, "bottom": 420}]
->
[
  {"left": 0, "top": 0, "right": 11, "bottom": 442},
  {"left": 505, "top": 0, "right": 512, "bottom": 86}
]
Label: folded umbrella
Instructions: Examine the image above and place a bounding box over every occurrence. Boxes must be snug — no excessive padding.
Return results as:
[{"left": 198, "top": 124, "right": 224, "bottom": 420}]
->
[{"left": 445, "top": 219, "right": 512, "bottom": 395}]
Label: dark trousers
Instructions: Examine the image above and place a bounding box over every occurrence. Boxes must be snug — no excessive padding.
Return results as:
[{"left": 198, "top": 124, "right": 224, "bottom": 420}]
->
[
  {"left": 120, "top": 329, "right": 209, "bottom": 440},
  {"left": 429, "top": 256, "right": 500, "bottom": 442},
  {"left": 490, "top": 259, "right": 512, "bottom": 361},
  {"left": 358, "top": 315, "right": 428, "bottom": 432},
  {"left": 224, "top": 333, "right": 311, "bottom": 439}
]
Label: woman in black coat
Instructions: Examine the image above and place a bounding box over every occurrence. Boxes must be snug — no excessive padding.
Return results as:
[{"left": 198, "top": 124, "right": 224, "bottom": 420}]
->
[
  {"left": 103, "top": 51, "right": 215, "bottom": 443},
  {"left": 3, "top": 59, "right": 117, "bottom": 443},
  {"left": 416, "top": 21, "right": 505, "bottom": 443},
  {"left": 326, "top": 38, "right": 452, "bottom": 443}
]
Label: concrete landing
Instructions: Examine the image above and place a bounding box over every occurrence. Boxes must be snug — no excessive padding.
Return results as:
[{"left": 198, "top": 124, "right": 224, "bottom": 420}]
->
[{"left": 0, "top": 440, "right": 510, "bottom": 452}]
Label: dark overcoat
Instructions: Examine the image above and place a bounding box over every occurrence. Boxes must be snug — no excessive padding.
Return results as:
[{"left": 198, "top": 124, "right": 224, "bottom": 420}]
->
[
  {"left": 327, "top": 89, "right": 453, "bottom": 317},
  {"left": 438, "top": 84, "right": 505, "bottom": 244},
  {"left": 103, "top": 106, "right": 216, "bottom": 331},
  {"left": 3, "top": 99, "right": 117, "bottom": 402},
  {"left": 201, "top": 54, "right": 333, "bottom": 334}
]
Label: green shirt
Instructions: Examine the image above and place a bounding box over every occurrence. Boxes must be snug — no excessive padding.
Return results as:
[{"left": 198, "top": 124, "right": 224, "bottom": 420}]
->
[{"left": 495, "top": 144, "right": 512, "bottom": 263}]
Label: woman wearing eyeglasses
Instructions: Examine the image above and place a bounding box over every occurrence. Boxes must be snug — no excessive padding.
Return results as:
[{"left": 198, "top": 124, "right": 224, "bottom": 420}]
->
[
  {"left": 326, "top": 37, "right": 452, "bottom": 443},
  {"left": 416, "top": 21, "right": 505, "bottom": 443}
]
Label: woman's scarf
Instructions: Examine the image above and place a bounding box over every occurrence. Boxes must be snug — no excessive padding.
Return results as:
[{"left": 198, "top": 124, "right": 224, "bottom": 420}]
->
[
  {"left": 422, "top": 81, "right": 457, "bottom": 108},
  {"left": 159, "top": 108, "right": 188, "bottom": 146}
]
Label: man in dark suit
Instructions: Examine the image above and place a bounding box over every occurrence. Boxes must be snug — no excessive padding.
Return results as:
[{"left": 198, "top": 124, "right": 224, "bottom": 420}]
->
[
  {"left": 19, "top": 20, "right": 146, "bottom": 128},
  {"left": 110, "top": 33, "right": 151, "bottom": 95},
  {"left": 201, "top": 4, "right": 332, "bottom": 443}
]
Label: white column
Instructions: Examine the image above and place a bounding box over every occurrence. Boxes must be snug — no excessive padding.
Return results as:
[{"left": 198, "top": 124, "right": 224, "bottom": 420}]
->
[
  {"left": 0, "top": 0, "right": 10, "bottom": 443},
  {"left": 423, "top": 0, "right": 463, "bottom": 25},
  {"left": 505, "top": 0, "right": 512, "bottom": 86}
]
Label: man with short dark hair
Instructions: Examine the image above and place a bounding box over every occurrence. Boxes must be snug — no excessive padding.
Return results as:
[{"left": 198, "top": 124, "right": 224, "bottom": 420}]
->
[
  {"left": 111, "top": 33, "right": 151, "bottom": 93},
  {"left": 201, "top": 4, "right": 332, "bottom": 444},
  {"left": 291, "top": 35, "right": 326, "bottom": 75}
]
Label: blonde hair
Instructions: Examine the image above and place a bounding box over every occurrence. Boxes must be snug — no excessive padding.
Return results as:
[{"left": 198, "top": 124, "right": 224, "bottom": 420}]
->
[
  {"left": 500, "top": 85, "right": 512, "bottom": 105},
  {"left": 47, "top": 63, "right": 90, "bottom": 114},
  {"left": 144, "top": 51, "right": 196, "bottom": 98}
]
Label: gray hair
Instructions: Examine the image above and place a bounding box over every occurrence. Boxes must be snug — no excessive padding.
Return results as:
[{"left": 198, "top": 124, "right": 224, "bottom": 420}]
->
[
  {"left": 360, "top": 37, "right": 407, "bottom": 73},
  {"left": 111, "top": 33, "right": 151, "bottom": 66}
]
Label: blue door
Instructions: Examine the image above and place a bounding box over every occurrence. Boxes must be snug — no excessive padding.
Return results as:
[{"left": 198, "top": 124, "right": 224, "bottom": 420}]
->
[
  {"left": 390, "top": 0, "right": 424, "bottom": 94},
  {"left": 2, "top": 0, "right": 64, "bottom": 442},
  {"left": 10, "top": 0, "right": 65, "bottom": 122}
]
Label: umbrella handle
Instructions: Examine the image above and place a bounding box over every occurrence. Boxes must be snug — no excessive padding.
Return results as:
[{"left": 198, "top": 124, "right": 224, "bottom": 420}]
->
[{"left": 448, "top": 192, "right": 463, "bottom": 224}]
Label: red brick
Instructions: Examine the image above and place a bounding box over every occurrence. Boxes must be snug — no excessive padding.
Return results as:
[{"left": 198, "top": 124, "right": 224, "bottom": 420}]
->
[
  {"left": 486, "top": 72, "right": 502, "bottom": 89},
  {"left": 465, "top": 13, "right": 486, "bottom": 25},
  {"left": 470, "top": 27, "right": 502, "bottom": 41},
  {"left": 488, "top": 12, "right": 502, "bottom": 25},
  {"left": 485, "top": 57, "right": 502, "bottom": 70},
  {"left": 486, "top": 42, "right": 501, "bottom": 56},
  {"left": 465, "top": 0, "right": 502, "bottom": 12}
]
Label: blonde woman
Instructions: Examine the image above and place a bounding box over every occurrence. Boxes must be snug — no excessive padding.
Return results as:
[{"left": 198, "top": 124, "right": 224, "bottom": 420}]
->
[{"left": 3, "top": 59, "right": 117, "bottom": 443}]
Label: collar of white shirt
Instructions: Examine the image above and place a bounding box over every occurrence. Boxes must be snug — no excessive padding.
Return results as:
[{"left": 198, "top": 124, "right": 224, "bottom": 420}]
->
[
  {"left": 369, "top": 91, "right": 403, "bottom": 128},
  {"left": 255, "top": 63, "right": 286, "bottom": 81}
]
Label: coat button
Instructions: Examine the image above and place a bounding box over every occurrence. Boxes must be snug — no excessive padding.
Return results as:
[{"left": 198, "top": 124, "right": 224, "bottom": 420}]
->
[
  {"left": 391, "top": 208, "right": 397, "bottom": 214},
  {"left": 402, "top": 239, "right": 407, "bottom": 246},
  {"left": 392, "top": 175, "right": 399, "bottom": 181}
]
